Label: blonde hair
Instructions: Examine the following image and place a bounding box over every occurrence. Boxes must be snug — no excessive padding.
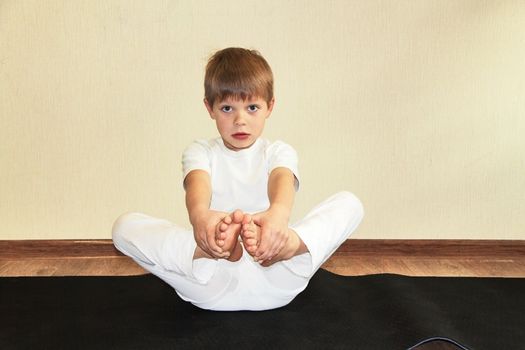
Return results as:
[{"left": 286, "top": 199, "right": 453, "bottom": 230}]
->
[{"left": 204, "top": 47, "right": 274, "bottom": 107}]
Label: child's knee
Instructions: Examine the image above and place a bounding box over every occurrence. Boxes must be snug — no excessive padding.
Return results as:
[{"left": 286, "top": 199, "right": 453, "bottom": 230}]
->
[
  {"left": 334, "top": 191, "right": 364, "bottom": 220},
  {"left": 111, "top": 212, "right": 144, "bottom": 245},
  {"left": 111, "top": 212, "right": 157, "bottom": 265}
]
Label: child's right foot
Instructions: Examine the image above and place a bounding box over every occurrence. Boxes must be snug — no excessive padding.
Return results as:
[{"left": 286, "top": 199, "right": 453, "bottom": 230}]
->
[{"left": 215, "top": 210, "right": 244, "bottom": 262}]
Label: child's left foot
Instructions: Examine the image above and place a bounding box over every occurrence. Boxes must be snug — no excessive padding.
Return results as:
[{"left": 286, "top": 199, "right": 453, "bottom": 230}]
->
[{"left": 240, "top": 214, "right": 261, "bottom": 257}]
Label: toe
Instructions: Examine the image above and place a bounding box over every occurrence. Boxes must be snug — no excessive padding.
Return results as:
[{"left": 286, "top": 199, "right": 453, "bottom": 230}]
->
[
  {"left": 232, "top": 209, "right": 244, "bottom": 224},
  {"left": 220, "top": 222, "right": 229, "bottom": 232},
  {"left": 242, "top": 213, "right": 252, "bottom": 225}
]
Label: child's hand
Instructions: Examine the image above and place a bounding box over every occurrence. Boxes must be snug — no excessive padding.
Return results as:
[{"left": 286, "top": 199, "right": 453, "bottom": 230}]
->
[
  {"left": 252, "top": 205, "right": 290, "bottom": 263},
  {"left": 191, "top": 209, "right": 230, "bottom": 259}
]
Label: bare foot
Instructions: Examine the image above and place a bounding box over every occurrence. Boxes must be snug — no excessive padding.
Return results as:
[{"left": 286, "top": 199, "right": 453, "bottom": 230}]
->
[
  {"left": 240, "top": 214, "right": 261, "bottom": 257},
  {"left": 215, "top": 209, "right": 244, "bottom": 262},
  {"left": 259, "top": 228, "right": 307, "bottom": 267}
]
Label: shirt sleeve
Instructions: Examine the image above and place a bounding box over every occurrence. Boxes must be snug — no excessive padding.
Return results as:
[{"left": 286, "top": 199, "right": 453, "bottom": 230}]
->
[
  {"left": 181, "top": 140, "right": 212, "bottom": 184},
  {"left": 266, "top": 141, "right": 300, "bottom": 191}
]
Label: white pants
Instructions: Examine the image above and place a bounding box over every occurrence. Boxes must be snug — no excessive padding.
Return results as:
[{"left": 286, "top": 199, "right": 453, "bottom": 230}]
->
[{"left": 112, "top": 191, "right": 364, "bottom": 311}]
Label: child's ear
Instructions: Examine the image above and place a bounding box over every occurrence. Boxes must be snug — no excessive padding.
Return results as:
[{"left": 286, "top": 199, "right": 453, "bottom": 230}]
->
[
  {"left": 266, "top": 98, "right": 275, "bottom": 116},
  {"left": 203, "top": 99, "right": 215, "bottom": 119}
]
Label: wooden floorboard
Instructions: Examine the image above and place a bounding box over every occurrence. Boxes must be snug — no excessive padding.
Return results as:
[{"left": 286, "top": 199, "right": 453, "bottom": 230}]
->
[
  {"left": 1, "top": 239, "right": 524, "bottom": 277},
  {"left": 0, "top": 239, "right": 121, "bottom": 259},
  {"left": 334, "top": 239, "right": 525, "bottom": 257}
]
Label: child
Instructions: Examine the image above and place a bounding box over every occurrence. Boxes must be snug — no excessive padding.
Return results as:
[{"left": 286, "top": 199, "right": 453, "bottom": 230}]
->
[{"left": 112, "top": 47, "right": 364, "bottom": 311}]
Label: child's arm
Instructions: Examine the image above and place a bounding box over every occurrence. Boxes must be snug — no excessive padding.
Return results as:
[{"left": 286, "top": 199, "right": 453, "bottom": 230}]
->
[
  {"left": 185, "top": 169, "right": 229, "bottom": 259},
  {"left": 253, "top": 167, "right": 296, "bottom": 262}
]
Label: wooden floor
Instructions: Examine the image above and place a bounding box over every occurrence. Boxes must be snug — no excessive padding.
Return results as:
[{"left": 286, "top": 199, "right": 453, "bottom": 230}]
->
[{"left": 1, "top": 239, "right": 525, "bottom": 277}]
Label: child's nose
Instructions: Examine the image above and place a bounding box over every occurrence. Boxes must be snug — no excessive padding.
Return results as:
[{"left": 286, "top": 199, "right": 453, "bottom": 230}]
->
[{"left": 234, "top": 112, "right": 247, "bottom": 125}]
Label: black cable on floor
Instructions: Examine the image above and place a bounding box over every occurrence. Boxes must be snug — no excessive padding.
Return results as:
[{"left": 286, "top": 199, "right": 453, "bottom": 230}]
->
[{"left": 406, "top": 336, "right": 471, "bottom": 350}]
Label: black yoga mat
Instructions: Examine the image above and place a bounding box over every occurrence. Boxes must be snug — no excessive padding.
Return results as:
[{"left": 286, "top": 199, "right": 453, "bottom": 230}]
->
[{"left": 1, "top": 269, "right": 523, "bottom": 350}]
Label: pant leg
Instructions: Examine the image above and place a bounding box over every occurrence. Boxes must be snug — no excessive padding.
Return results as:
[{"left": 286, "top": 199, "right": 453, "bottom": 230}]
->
[
  {"left": 111, "top": 212, "right": 232, "bottom": 306},
  {"left": 282, "top": 191, "right": 364, "bottom": 277}
]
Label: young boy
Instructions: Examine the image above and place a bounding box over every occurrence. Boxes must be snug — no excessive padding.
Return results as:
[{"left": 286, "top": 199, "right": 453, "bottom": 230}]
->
[{"left": 112, "top": 47, "right": 364, "bottom": 311}]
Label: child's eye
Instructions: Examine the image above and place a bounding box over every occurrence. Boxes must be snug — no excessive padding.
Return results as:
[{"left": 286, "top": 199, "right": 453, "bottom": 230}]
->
[
  {"left": 221, "top": 106, "right": 232, "bottom": 113},
  {"left": 248, "top": 105, "right": 259, "bottom": 112}
]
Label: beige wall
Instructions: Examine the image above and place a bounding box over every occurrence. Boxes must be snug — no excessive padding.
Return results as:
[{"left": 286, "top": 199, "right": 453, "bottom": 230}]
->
[{"left": 1, "top": 0, "right": 524, "bottom": 240}]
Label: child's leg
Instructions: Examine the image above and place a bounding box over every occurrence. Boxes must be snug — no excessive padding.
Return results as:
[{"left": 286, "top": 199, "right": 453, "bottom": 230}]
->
[
  {"left": 112, "top": 212, "right": 233, "bottom": 306},
  {"left": 282, "top": 191, "right": 364, "bottom": 277}
]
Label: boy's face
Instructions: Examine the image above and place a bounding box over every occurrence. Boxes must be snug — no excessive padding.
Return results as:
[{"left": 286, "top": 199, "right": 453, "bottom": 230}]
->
[{"left": 204, "top": 96, "right": 274, "bottom": 151}]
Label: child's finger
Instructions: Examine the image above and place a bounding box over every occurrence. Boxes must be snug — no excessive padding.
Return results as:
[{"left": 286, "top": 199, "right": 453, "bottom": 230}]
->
[
  {"left": 255, "top": 229, "right": 272, "bottom": 260},
  {"left": 267, "top": 233, "right": 282, "bottom": 256},
  {"left": 207, "top": 230, "right": 223, "bottom": 254},
  {"left": 258, "top": 247, "right": 272, "bottom": 261},
  {"left": 252, "top": 216, "right": 262, "bottom": 226},
  {"left": 197, "top": 239, "right": 210, "bottom": 254}
]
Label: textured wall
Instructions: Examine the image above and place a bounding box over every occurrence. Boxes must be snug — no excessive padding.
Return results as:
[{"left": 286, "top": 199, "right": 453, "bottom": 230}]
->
[{"left": 1, "top": 0, "right": 524, "bottom": 239}]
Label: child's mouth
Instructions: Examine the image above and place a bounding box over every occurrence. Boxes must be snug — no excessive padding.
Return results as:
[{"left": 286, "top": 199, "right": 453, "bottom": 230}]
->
[{"left": 232, "top": 133, "right": 250, "bottom": 140}]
